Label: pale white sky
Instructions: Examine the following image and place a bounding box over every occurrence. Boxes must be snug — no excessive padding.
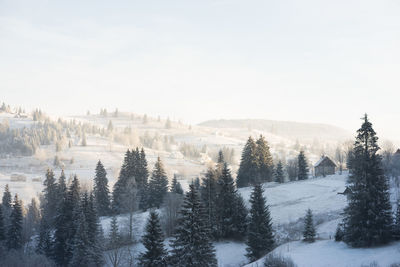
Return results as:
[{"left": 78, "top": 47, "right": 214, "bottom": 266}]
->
[{"left": 0, "top": 0, "right": 399, "bottom": 140}]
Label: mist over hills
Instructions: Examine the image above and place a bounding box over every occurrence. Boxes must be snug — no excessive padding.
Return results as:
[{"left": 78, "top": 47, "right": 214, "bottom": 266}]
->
[{"left": 199, "top": 119, "right": 352, "bottom": 142}]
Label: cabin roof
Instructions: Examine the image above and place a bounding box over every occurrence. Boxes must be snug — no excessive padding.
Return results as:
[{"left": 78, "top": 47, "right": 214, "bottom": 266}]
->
[{"left": 314, "top": 155, "right": 337, "bottom": 168}]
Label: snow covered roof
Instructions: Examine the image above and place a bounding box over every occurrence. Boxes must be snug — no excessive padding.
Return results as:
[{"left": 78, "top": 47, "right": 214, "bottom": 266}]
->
[{"left": 314, "top": 155, "right": 337, "bottom": 167}]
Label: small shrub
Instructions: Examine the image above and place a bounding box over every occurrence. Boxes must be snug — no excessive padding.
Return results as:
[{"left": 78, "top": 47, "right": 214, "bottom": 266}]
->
[{"left": 264, "top": 254, "right": 297, "bottom": 267}]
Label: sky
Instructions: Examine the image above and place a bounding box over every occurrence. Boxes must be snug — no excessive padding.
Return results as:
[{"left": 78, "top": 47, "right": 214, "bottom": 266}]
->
[{"left": 0, "top": 0, "right": 399, "bottom": 140}]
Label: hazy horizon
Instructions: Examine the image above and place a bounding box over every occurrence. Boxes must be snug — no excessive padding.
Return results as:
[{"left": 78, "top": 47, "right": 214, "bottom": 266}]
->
[{"left": 1, "top": 0, "right": 399, "bottom": 141}]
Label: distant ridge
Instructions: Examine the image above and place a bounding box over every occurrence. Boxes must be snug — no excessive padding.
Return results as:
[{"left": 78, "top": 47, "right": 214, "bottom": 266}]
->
[{"left": 198, "top": 119, "right": 352, "bottom": 142}]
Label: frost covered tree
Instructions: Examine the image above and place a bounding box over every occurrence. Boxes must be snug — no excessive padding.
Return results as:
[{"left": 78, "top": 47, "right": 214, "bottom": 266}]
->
[
  {"left": 303, "top": 209, "right": 316, "bottom": 242},
  {"left": 70, "top": 210, "right": 90, "bottom": 267},
  {"left": 246, "top": 184, "right": 274, "bottom": 262},
  {"left": 139, "top": 211, "right": 167, "bottom": 266},
  {"left": 393, "top": 199, "right": 400, "bottom": 240},
  {"left": 93, "top": 160, "right": 111, "bottom": 216},
  {"left": 53, "top": 175, "right": 81, "bottom": 266},
  {"left": 0, "top": 205, "right": 5, "bottom": 243},
  {"left": 237, "top": 137, "right": 258, "bottom": 187},
  {"left": 170, "top": 174, "right": 183, "bottom": 195},
  {"left": 147, "top": 157, "right": 169, "bottom": 209},
  {"left": 42, "top": 169, "right": 58, "bottom": 226},
  {"left": 36, "top": 218, "right": 52, "bottom": 257},
  {"left": 200, "top": 167, "right": 219, "bottom": 238},
  {"left": 7, "top": 194, "right": 23, "bottom": 250},
  {"left": 343, "top": 114, "right": 393, "bottom": 247},
  {"left": 274, "top": 161, "right": 285, "bottom": 183},
  {"left": 169, "top": 184, "right": 217, "bottom": 267},
  {"left": 2, "top": 184, "right": 12, "bottom": 226},
  {"left": 256, "top": 135, "right": 274, "bottom": 182},
  {"left": 216, "top": 163, "right": 248, "bottom": 240},
  {"left": 297, "top": 151, "right": 309, "bottom": 180}
]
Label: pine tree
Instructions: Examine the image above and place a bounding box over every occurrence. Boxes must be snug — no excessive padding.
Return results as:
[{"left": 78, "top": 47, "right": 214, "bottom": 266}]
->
[
  {"left": 81, "top": 131, "right": 87, "bottom": 146},
  {"left": 139, "top": 211, "right": 167, "bottom": 267},
  {"left": 274, "top": 161, "right": 285, "bottom": 183},
  {"left": 246, "top": 184, "right": 274, "bottom": 262},
  {"left": 94, "top": 160, "right": 111, "bottom": 216},
  {"left": 169, "top": 184, "right": 217, "bottom": 267},
  {"left": 112, "top": 150, "right": 134, "bottom": 214},
  {"left": 394, "top": 200, "right": 400, "bottom": 240},
  {"left": 237, "top": 137, "right": 259, "bottom": 187},
  {"left": 297, "top": 151, "right": 309, "bottom": 180},
  {"left": 42, "top": 169, "right": 58, "bottom": 226},
  {"left": 303, "top": 209, "right": 316, "bottom": 242},
  {"left": 2, "top": 184, "right": 12, "bottom": 226},
  {"left": 147, "top": 157, "right": 169, "bottom": 208},
  {"left": 86, "top": 193, "right": 104, "bottom": 266},
  {"left": 0, "top": 205, "right": 5, "bottom": 242},
  {"left": 171, "top": 174, "right": 183, "bottom": 195},
  {"left": 108, "top": 216, "right": 120, "bottom": 249},
  {"left": 7, "top": 194, "right": 23, "bottom": 250},
  {"left": 2, "top": 184, "right": 12, "bottom": 210},
  {"left": 200, "top": 168, "right": 219, "bottom": 238},
  {"left": 53, "top": 175, "right": 81, "bottom": 266},
  {"left": 70, "top": 210, "right": 90, "bottom": 267},
  {"left": 138, "top": 148, "right": 150, "bottom": 210},
  {"left": 216, "top": 163, "right": 248, "bottom": 240},
  {"left": 36, "top": 218, "right": 53, "bottom": 257},
  {"left": 256, "top": 136, "right": 274, "bottom": 182},
  {"left": 343, "top": 114, "right": 393, "bottom": 247}
]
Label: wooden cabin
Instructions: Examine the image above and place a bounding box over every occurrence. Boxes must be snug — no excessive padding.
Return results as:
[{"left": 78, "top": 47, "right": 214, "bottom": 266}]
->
[{"left": 314, "top": 156, "right": 336, "bottom": 177}]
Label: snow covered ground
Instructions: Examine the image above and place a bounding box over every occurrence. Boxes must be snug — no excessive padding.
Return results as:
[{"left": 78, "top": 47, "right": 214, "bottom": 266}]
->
[{"left": 246, "top": 240, "right": 400, "bottom": 267}]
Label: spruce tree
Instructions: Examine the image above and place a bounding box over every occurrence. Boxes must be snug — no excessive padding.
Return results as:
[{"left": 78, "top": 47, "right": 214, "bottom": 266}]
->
[
  {"left": 7, "top": 194, "right": 23, "bottom": 250},
  {"left": 256, "top": 136, "right": 274, "bottom": 182},
  {"left": 138, "top": 148, "right": 150, "bottom": 210},
  {"left": 86, "top": 193, "right": 104, "bottom": 266},
  {"left": 200, "top": 167, "right": 219, "bottom": 239},
  {"left": 94, "top": 160, "right": 111, "bottom": 216},
  {"left": 108, "top": 216, "right": 120, "bottom": 249},
  {"left": 394, "top": 200, "right": 400, "bottom": 240},
  {"left": 2, "top": 184, "right": 12, "bottom": 211},
  {"left": 303, "top": 209, "right": 316, "bottom": 242},
  {"left": 42, "top": 169, "right": 58, "bottom": 226},
  {"left": 171, "top": 174, "right": 183, "bottom": 195},
  {"left": 343, "top": 114, "right": 393, "bottom": 247},
  {"left": 70, "top": 210, "right": 90, "bottom": 267},
  {"left": 36, "top": 218, "right": 53, "bottom": 258},
  {"left": 0, "top": 205, "right": 5, "bottom": 242},
  {"left": 297, "top": 151, "right": 309, "bottom": 180},
  {"left": 275, "top": 161, "right": 285, "bottom": 183},
  {"left": 237, "top": 137, "right": 259, "bottom": 187},
  {"left": 139, "top": 211, "right": 167, "bottom": 267},
  {"left": 147, "top": 157, "right": 169, "bottom": 208},
  {"left": 216, "top": 163, "right": 248, "bottom": 240},
  {"left": 53, "top": 175, "right": 81, "bottom": 266},
  {"left": 169, "top": 184, "right": 217, "bottom": 267},
  {"left": 246, "top": 184, "right": 274, "bottom": 262},
  {"left": 112, "top": 150, "right": 133, "bottom": 213}
]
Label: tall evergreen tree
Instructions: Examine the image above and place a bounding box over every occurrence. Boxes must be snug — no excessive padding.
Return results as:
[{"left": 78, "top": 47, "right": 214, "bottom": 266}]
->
[
  {"left": 246, "top": 184, "right": 274, "bottom": 262},
  {"left": 274, "top": 161, "right": 285, "bottom": 183},
  {"left": 169, "top": 184, "right": 217, "bottom": 267},
  {"left": 303, "top": 209, "right": 316, "bottom": 242},
  {"left": 297, "top": 151, "right": 309, "bottom": 180},
  {"left": 216, "top": 163, "right": 248, "bottom": 240},
  {"left": 53, "top": 175, "right": 81, "bottom": 266},
  {"left": 70, "top": 210, "right": 90, "bottom": 267},
  {"left": 139, "top": 211, "right": 167, "bottom": 267},
  {"left": 200, "top": 167, "right": 219, "bottom": 238},
  {"left": 112, "top": 150, "right": 134, "bottom": 213},
  {"left": 2, "top": 184, "right": 12, "bottom": 211},
  {"left": 36, "top": 218, "right": 53, "bottom": 258},
  {"left": 256, "top": 136, "right": 274, "bottom": 182},
  {"left": 94, "top": 160, "right": 111, "bottom": 216},
  {"left": 147, "top": 157, "right": 169, "bottom": 209},
  {"left": 343, "top": 114, "right": 393, "bottom": 247},
  {"left": 237, "top": 137, "right": 259, "bottom": 187},
  {"left": 108, "top": 216, "right": 120, "bottom": 249},
  {"left": 394, "top": 200, "right": 400, "bottom": 240},
  {"left": 2, "top": 184, "right": 12, "bottom": 226},
  {"left": 42, "top": 169, "right": 59, "bottom": 226},
  {"left": 0, "top": 205, "right": 5, "bottom": 242},
  {"left": 6, "top": 194, "right": 23, "bottom": 250},
  {"left": 138, "top": 148, "right": 150, "bottom": 210},
  {"left": 171, "top": 174, "right": 183, "bottom": 195}
]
